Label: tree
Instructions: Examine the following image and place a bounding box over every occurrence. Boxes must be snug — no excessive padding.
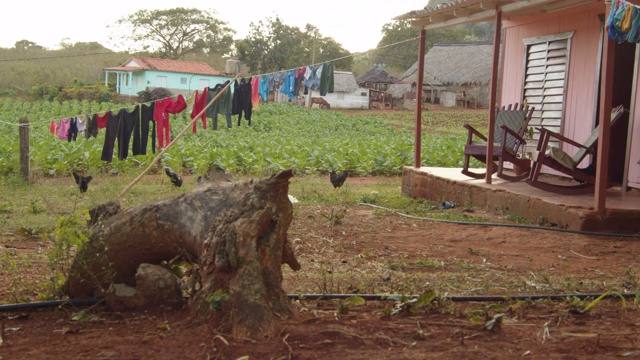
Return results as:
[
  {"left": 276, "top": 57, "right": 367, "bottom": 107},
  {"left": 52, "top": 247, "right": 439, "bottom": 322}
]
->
[
  {"left": 373, "top": 19, "right": 488, "bottom": 74},
  {"left": 235, "top": 17, "right": 352, "bottom": 74},
  {"left": 13, "top": 40, "right": 44, "bottom": 52},
  {"left": 66, "top": 169, "right": 300, "bottom": 338},
  {"left": 113, "top": 7, "right": 235, "bottom": 59}
]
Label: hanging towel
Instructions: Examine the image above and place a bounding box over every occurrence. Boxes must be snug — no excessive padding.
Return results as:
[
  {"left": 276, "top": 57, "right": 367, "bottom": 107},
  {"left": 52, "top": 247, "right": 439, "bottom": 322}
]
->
[
  {"left": 191, "top": 88, "right": 209, "bottom": 133},
  {"left": 251, "top": 76, "right": 261, "bottom": 109},
  {"left": 49, "top": 119, "right": 57, "bottom": 136},
  {"left": 628, "top": 7, "right": 640, "bottom": 43},
  {"left": 259, "top": 74, "right": 269, "bottom": 101},
  {"left": 319, "top": 61, "right": 334, "bottom": 96},
  {"left": 56, "top": 118, "right": 71, "bottom": 140},
  {"left": 607, "top": 0, "right": 630, "bottom": 43}
]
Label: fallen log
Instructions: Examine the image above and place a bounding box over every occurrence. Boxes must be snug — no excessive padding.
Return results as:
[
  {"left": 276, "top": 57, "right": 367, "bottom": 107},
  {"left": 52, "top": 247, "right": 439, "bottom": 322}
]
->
[{"left": 66, "top": 169, "right": 300, "bottom": 338}]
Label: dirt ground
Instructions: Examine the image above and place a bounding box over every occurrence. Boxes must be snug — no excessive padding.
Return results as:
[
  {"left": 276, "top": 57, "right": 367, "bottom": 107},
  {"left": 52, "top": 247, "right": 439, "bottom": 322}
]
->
[{"left": 2, "top": 177, "right": 640, "bottom": 359}]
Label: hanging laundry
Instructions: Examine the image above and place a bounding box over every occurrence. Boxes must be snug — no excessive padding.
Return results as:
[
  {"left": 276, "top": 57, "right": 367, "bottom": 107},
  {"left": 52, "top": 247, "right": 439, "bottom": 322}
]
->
[
  {"left": 232, "top": 78, "right": 253, "bottom": 126},
  {"left": 85, "top": 113, "right": 100, "bottom": 139},
  {"left": 77, "top": 115, "right": 87, "bottom": 137},
  {"left": 607, "top": 0, "right": 630, "bottom": 43},
  {"left": 267, "top": 73, "right": 276, "bottom": 92},
  {"left": 134, "top": 102, "right": 156, "bottom": 155},
  {"left": 100, "top": 106, "right": 140, "bottom": 162},
  {"left": 628, "top": 6, "right": 640, "bottom": 43},
  {"left": 56, "top": 118, "right": 71, "bottom": 140},
  {"left": 319, "top": 61, "right": 335, "bottom": 96},
  {"left": 191, "top": 88, "right": 209, "bottom": 133},
  {"left": 259, "top": 74, "right": 269, "bottom": 101},
  {"left": 294, "top": 67, "right": 306, "bottom": 97},
  {"left": 279, "top": 70, "right": 296, "bottom": 99},
  {"left": 251, "top": 76, "right": 261, "bottom": 109},
  {"left": 95, "top": 111, "right": 109, "bottom": 129},
  {"left": 154, "top": 95, "right": 187, "bottom": 149},
  {"left": 303, "top": 64, "right": 323, "bottom": 91},
  {"left": 67, "top": 117, "right": 78, "bottom": 142},
  {"left": 206, "top": 82, "right": 233, "bottom": 130},
  {"left": 49, "top": 119, "right": 57, "bottom": 136},
  {"left": 621, "top": 3, "right": 633, "bottom": 31}
]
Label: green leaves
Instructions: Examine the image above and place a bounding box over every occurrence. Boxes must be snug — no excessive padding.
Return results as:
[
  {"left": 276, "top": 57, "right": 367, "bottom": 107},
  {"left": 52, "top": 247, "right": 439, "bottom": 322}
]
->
[{"left": 0, "top": 100, "right": 485, "bottom": 177}]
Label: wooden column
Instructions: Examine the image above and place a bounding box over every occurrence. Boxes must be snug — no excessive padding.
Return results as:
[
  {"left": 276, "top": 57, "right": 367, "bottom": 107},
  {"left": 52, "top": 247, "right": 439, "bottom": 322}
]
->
[
  {"left": 414, "top": 29, "right": 426, "bottom": 168},
  {"left": 19, "top": 117, "right": 30, "bottom": 182},
  {"left": 595, "top": 1, "right": 615, "bottom": 213},
  {"left": 485, "top": 6, "right": 502, "bottom": 184}
]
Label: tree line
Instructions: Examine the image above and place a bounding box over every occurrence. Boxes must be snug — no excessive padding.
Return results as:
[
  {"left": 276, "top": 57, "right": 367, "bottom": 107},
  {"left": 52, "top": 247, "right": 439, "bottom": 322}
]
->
[{"left": 0, "top": 3, "right": 492, "bottom": 101}]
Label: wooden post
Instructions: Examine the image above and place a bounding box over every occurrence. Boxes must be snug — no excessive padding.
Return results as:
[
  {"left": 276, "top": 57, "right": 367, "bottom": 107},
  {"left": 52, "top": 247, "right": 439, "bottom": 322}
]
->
[
  {"left": 19, "top": 117, "right": 30, "bottom": 182},
  {"left": 485, "top": 6, "right": 502, "bottom": 184},
  {"left": 414, "top": 29, "right": 426, "bottom": 168},
  {"left": 595, "top": 1, "right": 615, "bottom": 213}
]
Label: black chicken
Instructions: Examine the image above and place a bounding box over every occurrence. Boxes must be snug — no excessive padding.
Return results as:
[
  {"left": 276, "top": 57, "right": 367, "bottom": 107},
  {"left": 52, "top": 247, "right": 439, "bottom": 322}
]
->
[
  {"left": 330, "top": 170, "right": 349, "bottom": 189},
  {"left": 164, "top": 167, "right": 183, "bottom": 188},
  {"left": 73, "top": 172, "right": 92, "bottom": 193}
]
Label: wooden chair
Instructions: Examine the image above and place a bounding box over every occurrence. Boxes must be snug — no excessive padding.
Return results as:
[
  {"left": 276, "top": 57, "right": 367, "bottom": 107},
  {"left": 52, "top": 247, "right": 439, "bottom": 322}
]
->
[
  {"left": 461, "top": 103, "right": 535, "bottom": 181},
  {"left": 527, "top": 105, "right": 626, "bottom": 195}
]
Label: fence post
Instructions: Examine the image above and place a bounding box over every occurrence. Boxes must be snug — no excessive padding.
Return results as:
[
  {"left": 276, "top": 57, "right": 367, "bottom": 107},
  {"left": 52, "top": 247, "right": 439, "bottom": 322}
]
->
[{"left": 19, "top": 117, "right": 30, "bottom": 182}]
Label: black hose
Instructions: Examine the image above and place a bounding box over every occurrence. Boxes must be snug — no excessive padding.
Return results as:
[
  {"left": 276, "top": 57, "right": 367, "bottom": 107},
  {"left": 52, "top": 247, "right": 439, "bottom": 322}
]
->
[
  {"left": 357, "top": 202, "right": 640, "bottom": 238},
  {"left": 1, "top": 293, "right": 636, "bottom": 312},
  {"left": 0, "top": 298, "right": 103, "bottom": 312}
]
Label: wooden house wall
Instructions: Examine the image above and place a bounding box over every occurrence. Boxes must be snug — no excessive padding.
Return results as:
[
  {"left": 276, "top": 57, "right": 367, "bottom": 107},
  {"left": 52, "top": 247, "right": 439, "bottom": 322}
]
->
[{"left": 500, "top": 3, "right": 603, "bottom": 163}]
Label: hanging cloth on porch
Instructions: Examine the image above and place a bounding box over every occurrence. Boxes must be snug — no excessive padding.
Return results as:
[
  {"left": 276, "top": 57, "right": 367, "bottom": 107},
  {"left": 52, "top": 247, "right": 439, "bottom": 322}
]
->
[
  {"left": 627, "top": 6, "right": 640, "bottom": 42},
  {"left": 607, "top": 0, "right": 640, "bottom": 44}
]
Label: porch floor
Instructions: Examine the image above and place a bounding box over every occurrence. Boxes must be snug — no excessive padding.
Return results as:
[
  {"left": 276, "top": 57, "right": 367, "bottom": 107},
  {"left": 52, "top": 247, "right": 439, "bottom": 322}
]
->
[{"left": 401, "top": 166, "right": 640, "bottom": 234}]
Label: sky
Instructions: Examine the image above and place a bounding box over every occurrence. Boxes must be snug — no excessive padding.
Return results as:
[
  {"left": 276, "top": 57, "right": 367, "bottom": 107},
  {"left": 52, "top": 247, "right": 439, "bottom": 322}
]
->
[{"left": 0, "top": 1, "right": 428, "bottom": 54}]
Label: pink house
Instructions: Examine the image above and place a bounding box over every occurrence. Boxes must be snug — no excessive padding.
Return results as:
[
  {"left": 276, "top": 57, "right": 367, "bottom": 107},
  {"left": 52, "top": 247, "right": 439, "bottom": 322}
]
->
[{"left": 397, "top": 0, "right": 640, "bottom": 216}]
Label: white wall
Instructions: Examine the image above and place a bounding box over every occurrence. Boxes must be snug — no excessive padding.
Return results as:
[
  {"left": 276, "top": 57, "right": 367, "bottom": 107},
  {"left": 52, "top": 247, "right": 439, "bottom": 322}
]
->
[{"left": 307, "top": 88, "right": 370, "bottom": 109}]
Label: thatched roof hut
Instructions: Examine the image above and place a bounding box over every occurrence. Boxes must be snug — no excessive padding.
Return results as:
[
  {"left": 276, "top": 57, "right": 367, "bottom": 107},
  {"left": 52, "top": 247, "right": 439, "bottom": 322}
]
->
[
  {"left": 333, "top": 71, "right": 359, "bottom": 92},
  {"left": 387, "top": 42, "right": 494, "bottom": 100},
  {"left": 356, "top": 68, "right": 398, "bottom": 86}
]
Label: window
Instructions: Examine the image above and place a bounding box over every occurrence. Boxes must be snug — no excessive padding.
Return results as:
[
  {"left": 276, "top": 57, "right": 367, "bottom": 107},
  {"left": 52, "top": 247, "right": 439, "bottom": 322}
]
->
[
  {"left": 157, "top": 76, "right": 167, "bottom": 87},
  {"left": 136, "top": 75, "right": 143, "bottom": 87},
  {"left": 180, "top": 77, "right": 188, "bottom": 85},
  {"left": 522, "top": 31, "right": 574, "bottom": 150},
  {"left": 199, "top": 79, "right": 210, "bottom": 89}
]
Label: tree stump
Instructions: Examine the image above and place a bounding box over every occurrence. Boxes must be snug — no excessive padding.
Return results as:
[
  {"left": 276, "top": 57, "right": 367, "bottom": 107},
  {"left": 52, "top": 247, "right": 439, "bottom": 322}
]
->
[{"left": 66, "top": 169, "right": 300, "bottom": 338}]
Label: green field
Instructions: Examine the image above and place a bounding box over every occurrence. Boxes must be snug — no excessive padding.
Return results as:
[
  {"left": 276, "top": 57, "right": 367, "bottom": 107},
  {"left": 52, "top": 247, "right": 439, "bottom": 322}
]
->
[{"left": 0, "top": 99, "right": 487, "bottom": 178}]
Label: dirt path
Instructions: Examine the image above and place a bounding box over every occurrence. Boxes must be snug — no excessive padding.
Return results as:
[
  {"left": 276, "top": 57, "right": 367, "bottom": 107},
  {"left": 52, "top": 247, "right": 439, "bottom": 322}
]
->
[{"left": 2, "top": 177, "right": 640, "bottom": 359}]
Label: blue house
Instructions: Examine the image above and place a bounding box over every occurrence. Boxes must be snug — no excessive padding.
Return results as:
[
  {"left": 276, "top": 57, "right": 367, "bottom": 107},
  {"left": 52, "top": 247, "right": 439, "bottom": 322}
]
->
[{"left": 104, "top": 57, "right": 233, "bottom": 98}]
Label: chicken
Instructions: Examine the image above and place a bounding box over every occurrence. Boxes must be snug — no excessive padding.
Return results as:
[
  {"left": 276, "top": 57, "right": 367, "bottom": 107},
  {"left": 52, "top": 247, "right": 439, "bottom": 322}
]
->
[
  {"left": 330, "top": 170, "right": 349, "bottom": 189},
  {"left": 164, "top": 167, "right": 183, "bottom": 188},
  {"left": 73, "top": 172, "right": 92, "bottom": 193}
]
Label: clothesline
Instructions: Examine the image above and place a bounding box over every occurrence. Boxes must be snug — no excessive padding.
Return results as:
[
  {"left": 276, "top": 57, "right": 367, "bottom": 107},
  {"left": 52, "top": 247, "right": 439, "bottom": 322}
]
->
[
  {"left": 620, "top": 0, "right": 640, "bottom": 9},
  {"left": 3, "top": 34, "right": 423, "bottom": 127}
]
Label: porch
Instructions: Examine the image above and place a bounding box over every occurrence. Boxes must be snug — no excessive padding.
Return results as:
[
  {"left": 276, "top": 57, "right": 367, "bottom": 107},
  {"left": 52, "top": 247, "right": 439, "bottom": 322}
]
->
[{"left": 401, "top": 166, "right": 640, "bottom": 235}]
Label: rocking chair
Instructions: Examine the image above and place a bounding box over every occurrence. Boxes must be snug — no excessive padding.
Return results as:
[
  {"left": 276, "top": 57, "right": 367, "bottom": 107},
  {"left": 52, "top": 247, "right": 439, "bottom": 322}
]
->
[
  {"left": 527, "top": 104, "right": 626, "bottom": 195},
  {"left": 461, "top": 103, "right": 535, "bottom": 181}
]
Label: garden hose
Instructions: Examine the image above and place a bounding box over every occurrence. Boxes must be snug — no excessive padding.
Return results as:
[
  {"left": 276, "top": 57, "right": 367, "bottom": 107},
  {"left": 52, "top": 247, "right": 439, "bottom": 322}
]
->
[
  {"left": 357, "top": 202, "right": 640, "bottom": 238},
  {"left": 0, "top": 293, "right": 636, "bottom": 312}
]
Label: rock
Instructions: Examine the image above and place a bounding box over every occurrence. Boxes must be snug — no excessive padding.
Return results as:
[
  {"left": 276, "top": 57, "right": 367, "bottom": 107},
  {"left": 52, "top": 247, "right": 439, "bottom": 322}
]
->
[
  {"left": 104, "top": 263, "right": 183, "bottom": 311},
  {"left": 135, "top": 263, "right": 183, "bottom": 310}
]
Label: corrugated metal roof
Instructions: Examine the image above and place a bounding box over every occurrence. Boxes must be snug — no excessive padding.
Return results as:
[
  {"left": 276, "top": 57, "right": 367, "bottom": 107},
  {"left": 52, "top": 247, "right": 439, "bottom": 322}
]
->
[{"left": 104, "top": 57, "right": 226, "bottom": 76}]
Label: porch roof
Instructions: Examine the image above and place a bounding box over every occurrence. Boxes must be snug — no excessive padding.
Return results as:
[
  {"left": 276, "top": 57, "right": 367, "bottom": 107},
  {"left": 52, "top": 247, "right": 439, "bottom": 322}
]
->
[{"left": 395, "top": 0, "right": 600, "bottom": 30}]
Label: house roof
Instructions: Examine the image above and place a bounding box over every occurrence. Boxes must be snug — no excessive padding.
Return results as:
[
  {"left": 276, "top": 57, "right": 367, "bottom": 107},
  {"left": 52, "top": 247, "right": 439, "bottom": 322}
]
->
[
  {"left": 334, "top": 71, "right": 359, "bottom": 93},
  {"left": 394, "top": 0, "right": 598, "bottom": 30},
  {"left": 104, "top": 57, "right": 226, "bottom": 76},
  {"left": 356, "top": 68, "right": 398, "bottom": 85},
  {"left": 387, "top": 41, "right": 493, "bottom": 98}
]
